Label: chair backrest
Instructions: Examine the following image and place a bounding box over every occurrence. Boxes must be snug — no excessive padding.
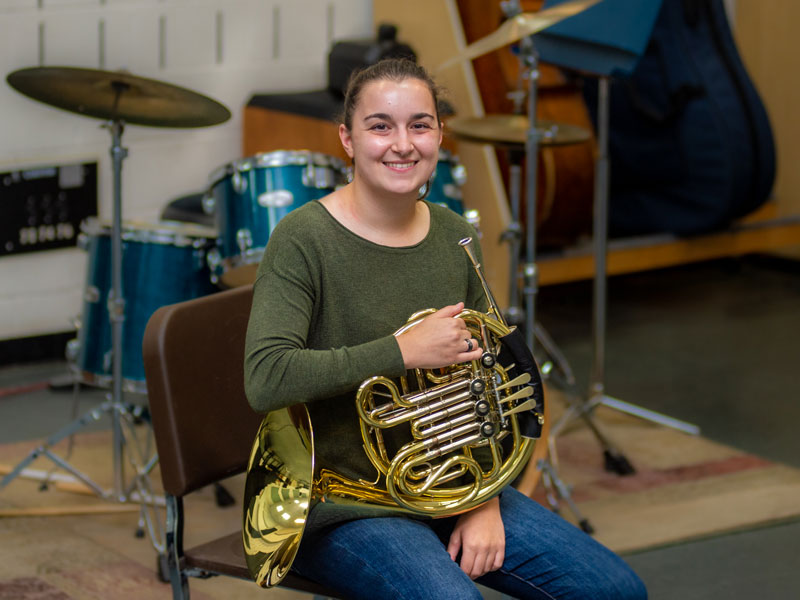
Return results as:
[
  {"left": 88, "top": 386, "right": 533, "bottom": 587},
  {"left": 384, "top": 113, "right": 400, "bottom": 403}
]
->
[{"left": 142, "top": 284, "right": 260, "bottom": 497}]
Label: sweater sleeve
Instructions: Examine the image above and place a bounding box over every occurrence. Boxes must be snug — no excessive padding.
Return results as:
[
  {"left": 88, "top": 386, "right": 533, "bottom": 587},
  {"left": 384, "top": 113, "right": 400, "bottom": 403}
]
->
[{"left": 244, "top": 224, "right": 407, "bottom": 414}]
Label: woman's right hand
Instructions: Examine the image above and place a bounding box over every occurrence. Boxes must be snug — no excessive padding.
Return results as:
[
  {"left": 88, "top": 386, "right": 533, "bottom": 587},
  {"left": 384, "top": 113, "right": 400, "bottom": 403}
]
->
[{"left": 395, "top": 302, "right": 484, "bottom": 370}]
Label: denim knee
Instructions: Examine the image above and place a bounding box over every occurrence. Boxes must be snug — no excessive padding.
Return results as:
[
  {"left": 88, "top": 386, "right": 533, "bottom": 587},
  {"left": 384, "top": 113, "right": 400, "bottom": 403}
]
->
[{"left": 593, "top": 562, "right": 648, "bottom": 600}]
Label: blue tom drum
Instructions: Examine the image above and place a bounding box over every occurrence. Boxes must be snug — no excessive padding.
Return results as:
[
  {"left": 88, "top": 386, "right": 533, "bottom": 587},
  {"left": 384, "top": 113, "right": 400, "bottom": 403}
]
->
[
  {"left": 68, "top": 219, "right": 218, "bottom": 393},
  {"left": 423, "top": 149, "right": 480, "bottom": 234},
  {"left": 204, "top": 150, "right": 346, "bottom": 287},
  {"left": 425, "top": 148, "right": 467, "bottom": 215}
]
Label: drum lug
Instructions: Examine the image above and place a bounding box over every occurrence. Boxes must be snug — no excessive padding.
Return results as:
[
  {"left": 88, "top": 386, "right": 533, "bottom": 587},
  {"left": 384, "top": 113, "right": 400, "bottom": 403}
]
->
[
  {"left": 65, "top": 338, "right": 80, "bottom": 363},
  {"left": 106, "top": 290, "right": 125, "bottom": 321},
  {"left": 257, "top": 190, "right": 293, "bottom": 208},
  {"left": 236, "top": 229, "right": 253, "bottom": 253},
  {"left": 451, "top": 163, "right": 467, "bottom": 187},
  {"left": 202, "top": 192, "right": 216, "bottom": 215},
  {"left": 303, "top": 163, "right": 334, "bottom": 189},
  {"left": 232, "top": 170, "right": 247, "bottom": 194},
  {"left": 443, "top": 183, "right": 463, "bottom": 200},
  {"left": 103, "top": 350, "right": 113, "bottom": 375},
  {"left": 464, "top": 209, "right": 482, "bottom": 238},
  {"left": 84, "top": 285, "right": 100, "bottom": 303},
  {"left": 206, "top": 247, "right": 222, "bottom": 284}
]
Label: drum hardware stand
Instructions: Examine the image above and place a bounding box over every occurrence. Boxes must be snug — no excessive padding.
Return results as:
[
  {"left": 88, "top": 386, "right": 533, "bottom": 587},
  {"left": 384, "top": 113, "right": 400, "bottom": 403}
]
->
[
  {"left": 0, "top": 100, "right": 165, "bottom": 554},
  {"left": 4, "top": 66, "right": 231, "bottom": 576},
  {"left": 499, "top": 34, "right": 597, "bottom": 532}
]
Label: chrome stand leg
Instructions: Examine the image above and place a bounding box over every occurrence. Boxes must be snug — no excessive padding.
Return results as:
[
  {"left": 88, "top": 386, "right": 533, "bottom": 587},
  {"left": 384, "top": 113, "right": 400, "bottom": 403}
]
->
[
  {"left": 539, "top": 457, "right": 593, "bottom": 534},
  {"left": 579, "top": 77, "right": 701, "bottom": 440}
]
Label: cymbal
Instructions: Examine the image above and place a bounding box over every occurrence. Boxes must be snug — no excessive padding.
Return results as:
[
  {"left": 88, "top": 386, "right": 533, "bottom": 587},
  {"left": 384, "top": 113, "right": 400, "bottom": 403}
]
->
[
  {"left": 437, "top": 0, "right": 601, "bottom": 71},
  {"left": 7, "top": 66, "right": 231, "bottom": 128},
  {"left": 447, "top": 115, "right": 591, "bottom": 148}
]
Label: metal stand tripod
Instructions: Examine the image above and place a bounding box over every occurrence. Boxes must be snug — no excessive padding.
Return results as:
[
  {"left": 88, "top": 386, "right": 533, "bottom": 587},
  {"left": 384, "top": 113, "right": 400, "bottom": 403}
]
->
[
  {"left": 498, "top": 38, "right": 596, "bottom": 532},
  {"left": 0, "top": 110, "right": 165, "bottom": 555},
  {"left": 550, "top": 77, "right": 701, "bottom": 449}
]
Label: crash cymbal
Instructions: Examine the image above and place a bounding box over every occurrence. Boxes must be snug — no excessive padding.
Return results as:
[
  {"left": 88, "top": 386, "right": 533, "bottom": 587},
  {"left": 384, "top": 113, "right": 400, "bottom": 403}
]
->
[
  {"left": 437, "top": 0, "right": 600, "bottom": 71},
  {"left": 447, "top": 115, "right": 590, "bottom": 148},
  {"left": 7, "top": 66, "right": 231, "bottom": 128}
]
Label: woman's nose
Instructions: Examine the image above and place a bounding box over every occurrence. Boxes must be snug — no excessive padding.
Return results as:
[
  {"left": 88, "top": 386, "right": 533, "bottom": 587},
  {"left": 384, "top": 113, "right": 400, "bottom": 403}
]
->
[{"left": 391, "top": 131, "right": 413, "bottom": 154}]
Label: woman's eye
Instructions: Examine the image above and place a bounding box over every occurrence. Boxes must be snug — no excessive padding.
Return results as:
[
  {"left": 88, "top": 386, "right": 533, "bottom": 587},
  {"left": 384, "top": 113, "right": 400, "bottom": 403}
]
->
[{"left": 371, "top": 123, "right": 389, "bottom": 131}]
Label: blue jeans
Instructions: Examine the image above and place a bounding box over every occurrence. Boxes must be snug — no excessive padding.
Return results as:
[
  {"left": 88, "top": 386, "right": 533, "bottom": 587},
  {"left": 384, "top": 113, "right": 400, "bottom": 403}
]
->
[{"left": 292, "top": 487, "right": 647, "bottom": 600}]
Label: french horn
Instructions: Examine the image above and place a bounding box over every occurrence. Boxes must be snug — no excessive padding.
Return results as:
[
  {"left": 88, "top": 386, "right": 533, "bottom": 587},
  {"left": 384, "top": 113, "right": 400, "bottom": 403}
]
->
[{"left": 243, "top": 237, "right": 545, "bottom": 587}]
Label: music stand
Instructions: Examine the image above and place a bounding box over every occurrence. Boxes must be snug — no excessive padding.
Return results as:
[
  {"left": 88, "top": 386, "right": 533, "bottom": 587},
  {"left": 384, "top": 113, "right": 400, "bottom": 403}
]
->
[{"left": 533, "top": 0, "right": 701, "bottom": 453}]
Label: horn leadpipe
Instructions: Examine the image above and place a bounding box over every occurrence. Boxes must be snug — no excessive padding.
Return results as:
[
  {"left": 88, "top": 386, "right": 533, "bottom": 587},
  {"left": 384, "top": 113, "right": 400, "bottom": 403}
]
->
[{"left": 459, "top": 237, "right": 507, "bottom": 327}]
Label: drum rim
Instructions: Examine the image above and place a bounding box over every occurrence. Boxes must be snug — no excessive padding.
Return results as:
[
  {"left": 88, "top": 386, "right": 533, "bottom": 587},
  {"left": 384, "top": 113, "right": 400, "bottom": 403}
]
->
[
  {"left": 438, "top": 148, "right": 458, "bottom": 161},
  {"left": 208, "top": 150, "right": 346, "bottom": 185},
  {"left": 80, "top": 217, "right": 217, "bottom": 248},
  {"left": 69, "top": 364, "right": 148, "bottom": 395}
]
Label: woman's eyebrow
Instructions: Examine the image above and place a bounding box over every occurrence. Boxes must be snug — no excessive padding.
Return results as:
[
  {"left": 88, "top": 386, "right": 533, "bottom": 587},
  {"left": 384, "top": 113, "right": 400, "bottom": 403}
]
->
[
  {"left": 363, "top": 112, "right": 435, "bottom": 121},
  {"left": 363, "top": 112, "right": 392, "bottom": 121}
]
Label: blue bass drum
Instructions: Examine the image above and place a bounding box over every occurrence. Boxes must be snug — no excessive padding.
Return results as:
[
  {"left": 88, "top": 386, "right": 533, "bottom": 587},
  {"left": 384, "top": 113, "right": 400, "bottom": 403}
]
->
[
  {"left": 204, "top": 150, "right": 346, "bottom": 287},
  {"left": 68, "top": 219, "right": 218, "bottom": 393}
]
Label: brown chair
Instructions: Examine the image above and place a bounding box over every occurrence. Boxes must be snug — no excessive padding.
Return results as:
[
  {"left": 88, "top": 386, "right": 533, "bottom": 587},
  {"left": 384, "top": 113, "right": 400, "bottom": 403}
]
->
[{"left": 142, "top": 284, "right": 338, "bottom": 599}]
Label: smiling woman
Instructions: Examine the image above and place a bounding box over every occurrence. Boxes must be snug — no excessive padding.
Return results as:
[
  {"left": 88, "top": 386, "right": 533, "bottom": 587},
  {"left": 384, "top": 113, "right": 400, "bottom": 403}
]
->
[
  {"left": 243, "top": 58, "right": 647, "bottom": 600},
  {"left": 324, "top": 63, "right": 444, "bottom": 247}
]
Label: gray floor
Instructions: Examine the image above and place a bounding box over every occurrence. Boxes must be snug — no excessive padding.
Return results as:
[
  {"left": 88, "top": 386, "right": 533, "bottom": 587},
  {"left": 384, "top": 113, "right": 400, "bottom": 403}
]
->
[
  {"left": 535, "top": 255, "right": 800, "bottom": 600},
  {"left": 1, "top": 255, "right": 799, "bottom": 599}
]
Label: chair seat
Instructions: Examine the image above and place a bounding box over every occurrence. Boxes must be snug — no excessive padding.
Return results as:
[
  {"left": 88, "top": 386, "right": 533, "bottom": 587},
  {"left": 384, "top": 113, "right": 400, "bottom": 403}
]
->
[
  {"left": 184, "top": 531, "right": 250, "bottom": 579},
  {"left": 184, "top": 531, "right": 337, "bottom": 596}
]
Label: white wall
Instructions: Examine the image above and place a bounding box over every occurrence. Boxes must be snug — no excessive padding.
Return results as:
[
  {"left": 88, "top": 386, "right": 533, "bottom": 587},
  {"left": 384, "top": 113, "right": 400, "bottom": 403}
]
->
[{"left": 0, "top": 0, "right": 372, "bottom": 341}]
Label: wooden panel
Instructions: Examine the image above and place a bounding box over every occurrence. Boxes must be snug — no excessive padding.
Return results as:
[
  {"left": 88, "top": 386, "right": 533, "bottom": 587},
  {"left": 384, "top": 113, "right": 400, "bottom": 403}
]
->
[
  {"left": 735, "top": 2, "right": 800, "bottom": 258},
  {"left": 538, "top": 207, "right": 800, "bottom": 286},
  {"left": 373, "top": 0, "right": 511, "bottom": 306},
  {"left": 242, "top": 106, "right": 349, "bottom": 161}
]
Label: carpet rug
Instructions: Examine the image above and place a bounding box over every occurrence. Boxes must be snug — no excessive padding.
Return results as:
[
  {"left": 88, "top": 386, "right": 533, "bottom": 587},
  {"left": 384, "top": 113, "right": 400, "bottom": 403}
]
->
[
  {"left": 527, "top": 396, "right": 800, "bottom": 553},
  {"left": 2, "top": 400, "right": 800, "bottom": 598}
]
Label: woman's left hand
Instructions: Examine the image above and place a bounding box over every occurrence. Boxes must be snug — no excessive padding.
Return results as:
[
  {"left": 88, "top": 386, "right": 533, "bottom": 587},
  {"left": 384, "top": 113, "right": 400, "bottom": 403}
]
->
[{"left": 446, "top": 496, "right": 505, "bottom": 579}]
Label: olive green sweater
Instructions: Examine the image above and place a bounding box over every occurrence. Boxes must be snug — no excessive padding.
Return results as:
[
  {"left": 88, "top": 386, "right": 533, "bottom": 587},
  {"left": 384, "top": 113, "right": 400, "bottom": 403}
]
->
[{"left": 244, "top": 199, "right": 487, "bottom": 488}]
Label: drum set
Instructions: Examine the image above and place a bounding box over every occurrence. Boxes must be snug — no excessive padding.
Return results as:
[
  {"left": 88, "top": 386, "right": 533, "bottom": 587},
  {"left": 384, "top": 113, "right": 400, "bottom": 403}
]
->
[
  {"left": 68, "top": 146, "right": 475, "bottom": 380},
  {"left": 0, "top": 62, "right": 478, "bottom": 544}
]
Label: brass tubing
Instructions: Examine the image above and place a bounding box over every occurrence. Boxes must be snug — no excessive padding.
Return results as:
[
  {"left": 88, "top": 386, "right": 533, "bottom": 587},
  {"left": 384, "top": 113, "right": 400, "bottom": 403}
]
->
[
  {"left": 366, "top": 388, "right": 473, "bottom": 428},
  {"left": 412, "top": 403, "right": 477, "bottom": 438},
  {"left": 421, "top": 421, "right": 482, "bottom": 454},
  {"left": 404, "top": 377, "right": 471, "bottom": 406}
]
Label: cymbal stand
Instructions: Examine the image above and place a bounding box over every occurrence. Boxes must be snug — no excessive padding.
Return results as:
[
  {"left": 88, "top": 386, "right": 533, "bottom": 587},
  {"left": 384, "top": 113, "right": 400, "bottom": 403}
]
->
[
  {"left": 496, "top": 2, "right": 582, "bottom": 390},
  {"left": 1, "top": 87, "right": 165, "bottom": 550},
  {"left": 498, "top": 35, "right": 592, "bottom": 532},
  {"left": 521, "top": 40, "right": 540, "bottom": 353},
  {"left": 551, "top": 77, "right": 701, "bottom": 448}
]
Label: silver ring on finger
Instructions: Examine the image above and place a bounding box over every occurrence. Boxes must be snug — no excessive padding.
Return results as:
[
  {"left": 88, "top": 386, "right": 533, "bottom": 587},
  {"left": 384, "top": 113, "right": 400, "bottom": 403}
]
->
[{"left": 465, "top": 338, "right": 473, "bottom": 352}]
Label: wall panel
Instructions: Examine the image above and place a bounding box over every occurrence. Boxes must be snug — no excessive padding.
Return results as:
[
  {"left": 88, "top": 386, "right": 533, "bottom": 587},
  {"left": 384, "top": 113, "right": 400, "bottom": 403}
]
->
[{"left": 0, "top": 0, "right": 373, "bottom": 344}]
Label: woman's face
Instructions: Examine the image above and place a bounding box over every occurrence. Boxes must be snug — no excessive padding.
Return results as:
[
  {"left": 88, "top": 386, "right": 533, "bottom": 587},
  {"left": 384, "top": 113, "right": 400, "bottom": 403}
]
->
[{"left": 339, "top": 77, "right": 442, "bottom": 199}]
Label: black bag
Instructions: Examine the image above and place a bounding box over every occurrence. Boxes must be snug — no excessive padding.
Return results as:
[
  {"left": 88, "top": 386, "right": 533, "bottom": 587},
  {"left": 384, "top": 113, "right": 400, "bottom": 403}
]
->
[
  {"left": 328, "top": 24, "right": 416, "bottom": 96},
  {"left": 584, "top": 0, "right": 776, "bottom": 237}
]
